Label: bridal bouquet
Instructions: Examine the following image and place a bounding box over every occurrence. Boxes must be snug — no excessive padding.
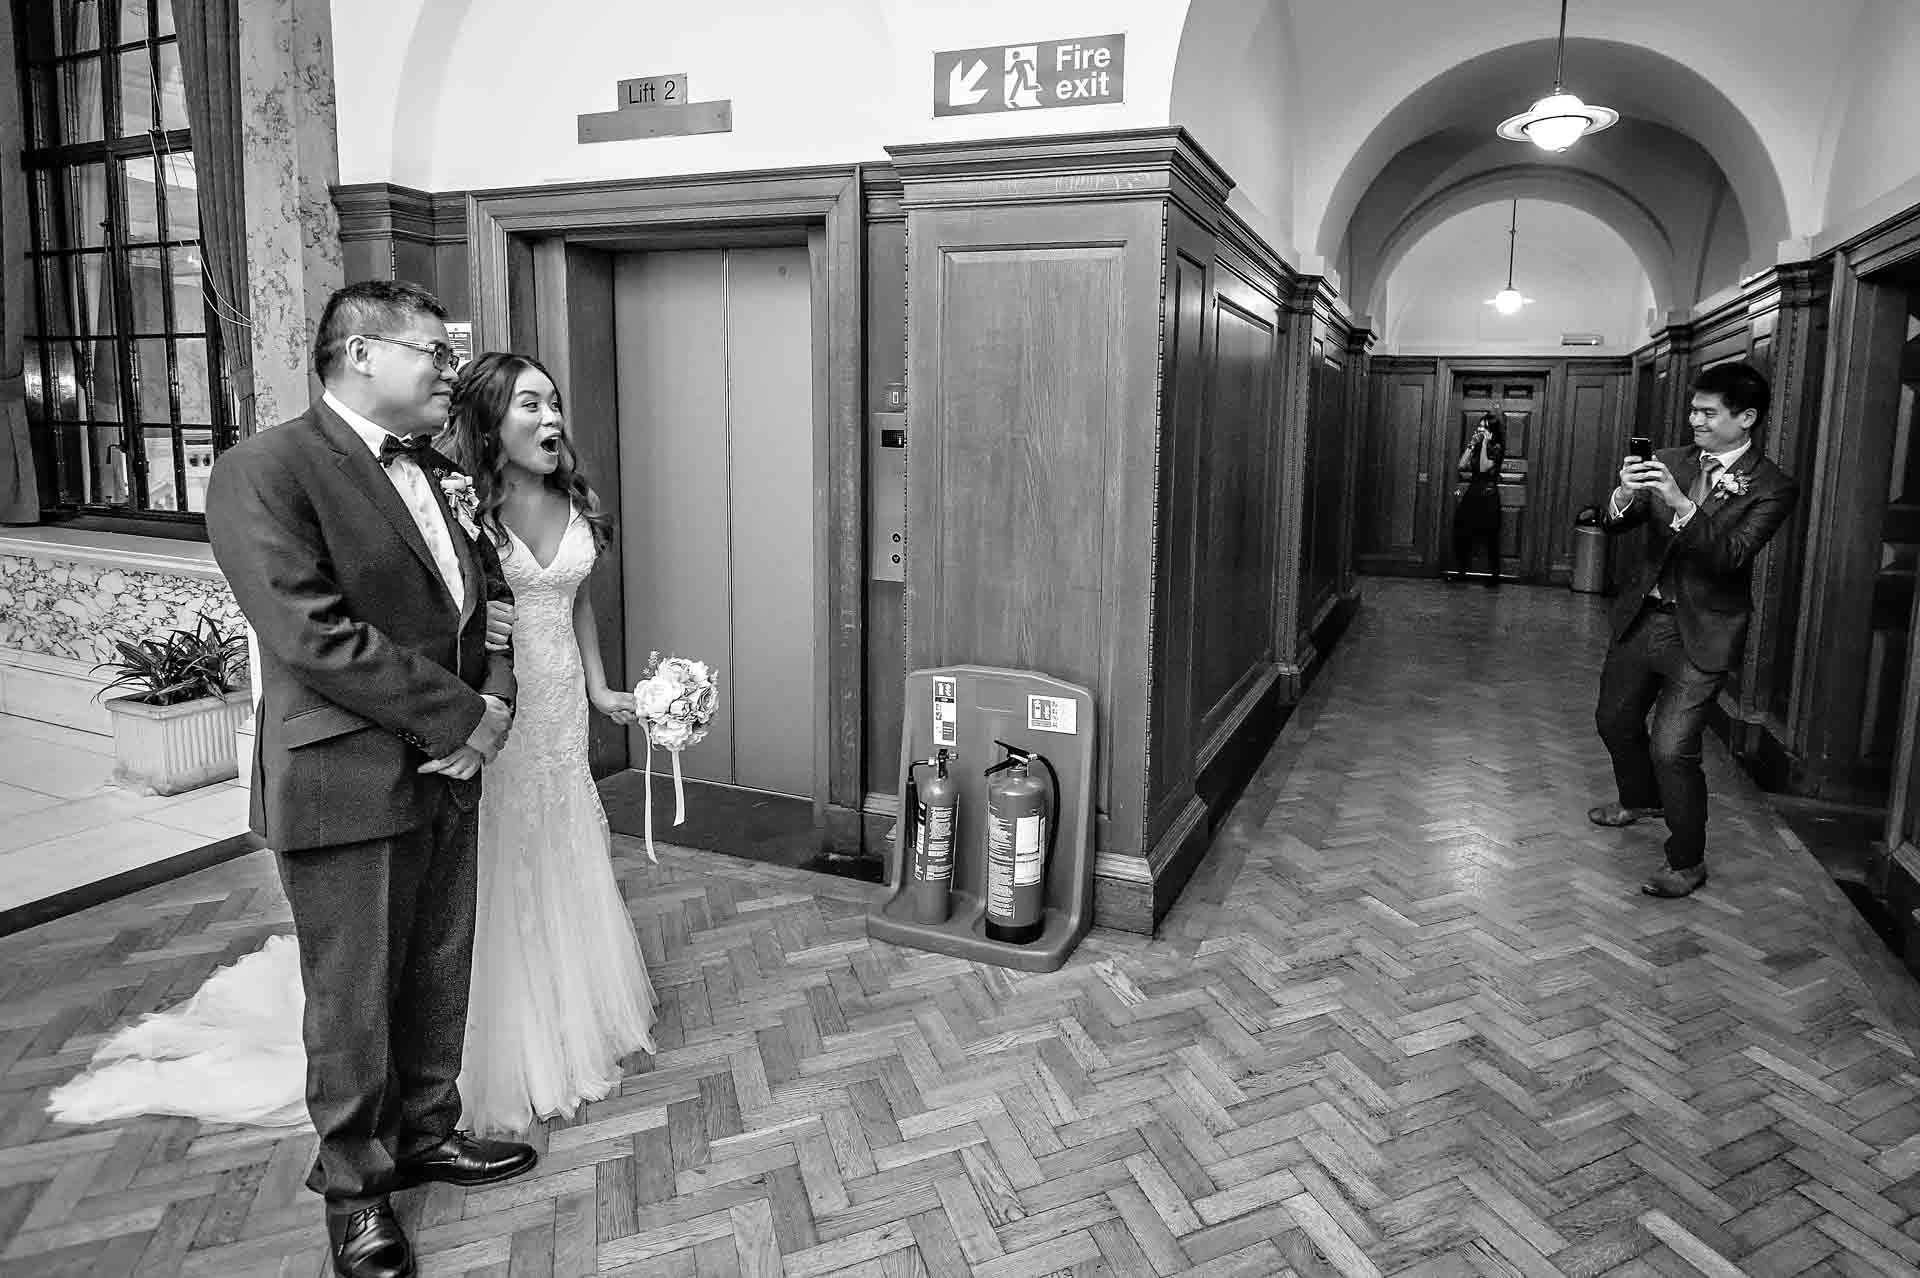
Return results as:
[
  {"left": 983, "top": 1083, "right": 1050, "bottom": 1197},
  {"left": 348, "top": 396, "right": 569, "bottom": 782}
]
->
[{"left": 633, "top": 652, "right": 719, "bottom": 861}]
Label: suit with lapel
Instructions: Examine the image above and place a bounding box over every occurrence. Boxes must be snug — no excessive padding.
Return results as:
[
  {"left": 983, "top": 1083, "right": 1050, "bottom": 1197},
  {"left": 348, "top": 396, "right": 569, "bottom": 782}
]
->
[
  {"left": 1604, "top": 443, "right": 1798, "bottom": 673},
  {"left": 205, "top": 398, "right": 515, "bottom": 1210},
  {"left": 1595, "top": 440, "right": 1798, "bottom": 872}
]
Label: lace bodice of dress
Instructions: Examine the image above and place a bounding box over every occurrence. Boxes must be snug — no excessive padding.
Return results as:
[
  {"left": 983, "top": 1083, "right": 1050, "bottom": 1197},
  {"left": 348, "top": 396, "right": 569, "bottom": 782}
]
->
[{"left": 499, "top": 511, "right": 593, "bottom": 759}]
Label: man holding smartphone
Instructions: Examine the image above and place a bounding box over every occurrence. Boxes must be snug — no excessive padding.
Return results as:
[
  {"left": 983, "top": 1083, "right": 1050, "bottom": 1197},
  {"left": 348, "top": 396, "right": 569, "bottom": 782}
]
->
[{"left": 1589, "top": 361, "right": 1799, "bottom": 897}]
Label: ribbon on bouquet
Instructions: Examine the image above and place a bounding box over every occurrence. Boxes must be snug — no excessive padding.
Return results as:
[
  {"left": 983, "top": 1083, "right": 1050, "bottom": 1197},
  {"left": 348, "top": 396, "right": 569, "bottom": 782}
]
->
[{"left": 640, "top": 735, "right": 689, "bottom": 865}]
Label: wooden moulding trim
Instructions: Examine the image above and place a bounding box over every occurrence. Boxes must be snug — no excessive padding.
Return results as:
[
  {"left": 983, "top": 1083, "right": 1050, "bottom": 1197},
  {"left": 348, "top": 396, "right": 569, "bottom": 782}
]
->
[
  {"left": 1194, "top": 663, "right": 1283, "bottom": 777},
  {"left": 1215, "top": 204, "right": 1293, "bottom": 302},
  {"left": 1098, "top": 792, "right": 1207, "bottom": 884},
  {"left": 333, "top": 183, "right": 471, "bottom": 246},
  {"left": 884, "top": 126, "right": 1234, "bottom": 216},
  {"left": 862, "top": 165, "right": 904, "bottom": 224},
  {"left": 468, "top": 166, "right": 861, "bottom": 352},
  {"left": 1837, "top": 198, "right": 1920, "bottom": 279}
]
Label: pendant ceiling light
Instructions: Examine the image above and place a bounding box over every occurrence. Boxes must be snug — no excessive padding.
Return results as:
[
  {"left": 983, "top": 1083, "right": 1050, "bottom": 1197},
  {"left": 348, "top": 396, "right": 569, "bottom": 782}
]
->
[
  {"left": 1486, "top": 200, "right": 1532, "bottom": 314},
  {"left": 1496, "top": 0, "right": 1618, "bottom": 152}
]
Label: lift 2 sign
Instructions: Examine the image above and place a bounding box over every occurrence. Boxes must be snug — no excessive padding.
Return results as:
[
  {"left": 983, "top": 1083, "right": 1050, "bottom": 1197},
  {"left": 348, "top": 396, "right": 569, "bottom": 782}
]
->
[{"left": 933, "top": 35, "right": 1125, "bottom": 117}]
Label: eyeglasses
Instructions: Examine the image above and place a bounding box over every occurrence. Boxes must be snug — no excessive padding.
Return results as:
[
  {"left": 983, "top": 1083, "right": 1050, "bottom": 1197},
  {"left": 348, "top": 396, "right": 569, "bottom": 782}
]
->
[{"left": 356, "top": 333, "right": 461, "bottom": 372}]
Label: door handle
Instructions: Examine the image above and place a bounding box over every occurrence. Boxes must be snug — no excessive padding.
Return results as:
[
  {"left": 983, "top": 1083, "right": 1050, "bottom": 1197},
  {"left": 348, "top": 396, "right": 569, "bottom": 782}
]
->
[{"left": 1417, "top": 471, "right": 1429, "bottom": 482}]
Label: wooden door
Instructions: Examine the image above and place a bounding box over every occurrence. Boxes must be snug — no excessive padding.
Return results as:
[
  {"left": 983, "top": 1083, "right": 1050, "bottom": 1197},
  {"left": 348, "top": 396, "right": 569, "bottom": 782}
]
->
[
  {"left": 1448, "top": 373, "right": 1546, "bottom": 578},
  {"left": 1357, "top": 365, "right": 1438, "bottom": 575}
]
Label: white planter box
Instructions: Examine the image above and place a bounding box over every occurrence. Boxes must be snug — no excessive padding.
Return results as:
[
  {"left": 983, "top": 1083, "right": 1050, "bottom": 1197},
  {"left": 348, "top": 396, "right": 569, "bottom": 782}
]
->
[{"left": 104, "top": 689, "right": 254, "bottom": 796}]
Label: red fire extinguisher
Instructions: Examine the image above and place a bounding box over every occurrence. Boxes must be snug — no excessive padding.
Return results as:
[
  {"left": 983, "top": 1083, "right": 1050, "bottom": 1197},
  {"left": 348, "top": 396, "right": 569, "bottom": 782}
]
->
[
  {"left": 983, "top": 740, "right": 1059, "bottom": 944},
  {"left": 904, "top": 748, "right": 957, "bottom": 924}
]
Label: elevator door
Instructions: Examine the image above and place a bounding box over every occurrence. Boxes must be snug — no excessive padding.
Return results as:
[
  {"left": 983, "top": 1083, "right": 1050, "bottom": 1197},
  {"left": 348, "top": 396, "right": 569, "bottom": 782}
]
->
[{"left": 614, "top": 247, "right": 815, "bottom": 797}]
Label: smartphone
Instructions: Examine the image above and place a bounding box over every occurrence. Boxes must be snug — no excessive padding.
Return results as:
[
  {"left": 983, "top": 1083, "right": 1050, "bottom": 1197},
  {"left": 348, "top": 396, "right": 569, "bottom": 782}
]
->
[{"left": 1628, "top": 435, "right": 1654, "bottom": 462}]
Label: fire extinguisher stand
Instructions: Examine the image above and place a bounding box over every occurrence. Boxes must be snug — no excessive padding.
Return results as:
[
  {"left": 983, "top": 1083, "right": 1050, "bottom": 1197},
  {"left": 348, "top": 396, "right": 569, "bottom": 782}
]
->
[{"left": 866, "top": 665, "right": 1097, "bottom": 973}]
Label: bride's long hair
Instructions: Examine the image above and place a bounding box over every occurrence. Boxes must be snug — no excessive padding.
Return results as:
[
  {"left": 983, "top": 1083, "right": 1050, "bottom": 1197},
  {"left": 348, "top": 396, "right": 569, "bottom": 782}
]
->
[{"left": 437, "top": 351, "right": 614, "bottom": 553}]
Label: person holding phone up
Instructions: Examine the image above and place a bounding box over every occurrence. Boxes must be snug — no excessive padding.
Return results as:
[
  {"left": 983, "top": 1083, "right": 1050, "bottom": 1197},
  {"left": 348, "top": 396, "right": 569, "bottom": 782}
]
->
[
  {"left": 1588, "top": 361, "right": 1798, "bottom": 898},
  {"left": 1446, "top": 411, "right": 1506, "bottom": 586}
]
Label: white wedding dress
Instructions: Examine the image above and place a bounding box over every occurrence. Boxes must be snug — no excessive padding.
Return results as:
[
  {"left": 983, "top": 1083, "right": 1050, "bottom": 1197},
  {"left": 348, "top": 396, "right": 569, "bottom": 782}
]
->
[{"left": 48, "top": 508, "right": 657, "bottom": 1136}]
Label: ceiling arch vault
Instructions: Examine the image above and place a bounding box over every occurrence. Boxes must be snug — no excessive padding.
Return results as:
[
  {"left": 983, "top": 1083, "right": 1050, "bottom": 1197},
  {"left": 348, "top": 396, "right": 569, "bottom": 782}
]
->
[
  {"left": 1364, "top": 166, "right": 1679, "bottom": 326},
  {"left": 1312, "top": 38, "right": 1789, "bottom": 282}
]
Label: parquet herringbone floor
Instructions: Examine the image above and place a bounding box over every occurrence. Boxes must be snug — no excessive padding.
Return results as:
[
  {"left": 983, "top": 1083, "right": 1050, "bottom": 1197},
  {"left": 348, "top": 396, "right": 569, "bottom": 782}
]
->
[{"left": 6, "top": 579, "right": 1920, "bottom": 1277}]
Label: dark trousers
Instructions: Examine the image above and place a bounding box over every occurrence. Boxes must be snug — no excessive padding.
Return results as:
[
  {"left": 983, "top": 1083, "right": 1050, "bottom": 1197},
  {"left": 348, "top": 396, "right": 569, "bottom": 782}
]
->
[
  {"left": 276, "top": 790, "right": 479, "bottom": 1214},
  {"left": 1593, "top": 607, "right": 1726, "bottom": 869},
  {"left": 1450, "top": 518, "right": 1502, "bottom": 582}
]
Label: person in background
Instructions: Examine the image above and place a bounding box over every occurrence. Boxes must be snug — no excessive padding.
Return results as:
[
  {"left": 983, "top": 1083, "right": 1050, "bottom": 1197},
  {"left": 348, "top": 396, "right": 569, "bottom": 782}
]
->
[{"left": 1446, "top": 411, "right": 1506, "bottom": 587}]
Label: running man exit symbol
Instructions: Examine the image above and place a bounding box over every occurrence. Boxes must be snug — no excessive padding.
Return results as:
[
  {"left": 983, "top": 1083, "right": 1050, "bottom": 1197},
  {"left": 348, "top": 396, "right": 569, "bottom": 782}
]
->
[
  {"left": 932, "top": 34, "right": 1125, "bottom": 116},
  {"left": 1005, "top": 46, "right": 1041, "bottom": 109}
]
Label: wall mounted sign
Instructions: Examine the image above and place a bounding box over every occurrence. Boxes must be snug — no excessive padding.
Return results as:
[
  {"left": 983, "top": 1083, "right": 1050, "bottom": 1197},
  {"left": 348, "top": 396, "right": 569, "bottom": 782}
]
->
[
  {"left": 445, "top": 322, "right": 474, "bottom": 366},
  {"left": 932, "top": 34, "right": 1124, "bottom": 117},
  {"left": 616, "top": 73, "right": 689, "bottom": 109},
  {"left": 580, "top": 72, "right": 730, "bottom": 143}
]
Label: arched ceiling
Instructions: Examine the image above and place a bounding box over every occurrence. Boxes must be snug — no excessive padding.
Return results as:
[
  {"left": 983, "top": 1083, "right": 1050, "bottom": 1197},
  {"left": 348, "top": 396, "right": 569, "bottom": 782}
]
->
[
  {"left": 1315, "top": 38, "right": 1787, "bottom": 275},
  {"left": 1344, "top": 119, "right": 1752, "bottom": 323},
  {"left": 1382, "top": 199, "right": 1653, "bottom": 352},
  {"left": 1361, "top": 161, "right": 1683, "bottom": 324}
]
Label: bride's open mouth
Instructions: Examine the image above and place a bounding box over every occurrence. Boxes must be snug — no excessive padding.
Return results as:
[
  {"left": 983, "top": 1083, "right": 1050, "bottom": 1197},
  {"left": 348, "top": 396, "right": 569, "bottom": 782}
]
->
[{"left": 537, "top": 435, "right": 561, "bottom": 456}]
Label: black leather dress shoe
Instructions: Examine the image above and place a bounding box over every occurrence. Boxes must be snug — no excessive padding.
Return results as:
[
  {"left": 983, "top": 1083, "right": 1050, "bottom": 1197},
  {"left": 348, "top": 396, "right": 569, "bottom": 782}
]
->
[
  {"left": 396, "top": 1131, "right": 537, "bottom": 1188},
  {"left": 327, "top": 1203, "right": 413, "bottom": 1278},
  {"left": 1642, "top": 864, "right": 1709, "bottom": 898}
]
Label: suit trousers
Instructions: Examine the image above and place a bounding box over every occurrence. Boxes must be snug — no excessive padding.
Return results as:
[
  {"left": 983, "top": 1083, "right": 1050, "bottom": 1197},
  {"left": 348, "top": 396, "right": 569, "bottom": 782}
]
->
[
  {"left": 1593, "top": 607, "right": 1726, "bottom": 869},
  {"left": 276, "top": 785, "right": 479, "bottom": 1214}
]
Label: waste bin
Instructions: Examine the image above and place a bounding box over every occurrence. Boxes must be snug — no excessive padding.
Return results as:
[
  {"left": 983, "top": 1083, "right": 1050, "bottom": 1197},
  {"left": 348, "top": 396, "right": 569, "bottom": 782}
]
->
[{"left": 1571, "top": 507, "right": 1609, "bottom": 594}]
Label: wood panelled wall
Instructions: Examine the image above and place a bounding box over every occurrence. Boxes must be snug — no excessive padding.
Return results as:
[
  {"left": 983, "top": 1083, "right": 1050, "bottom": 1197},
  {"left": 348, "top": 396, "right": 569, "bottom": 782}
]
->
[
  {"left": 333, "top": 185, "right": 472, "bottom": 317},
  {"left": 1358, "top": 356, "right": 1632, "bottom": 583},
  {"left": 1630, "top": 266, "right": 1831, "bottom": 796},
  {"left": 341, "top": 135, "right": 1375, "bottom": 933},
  {"left": 891, "top": 129, "right": 1364, "bottom": 932}
]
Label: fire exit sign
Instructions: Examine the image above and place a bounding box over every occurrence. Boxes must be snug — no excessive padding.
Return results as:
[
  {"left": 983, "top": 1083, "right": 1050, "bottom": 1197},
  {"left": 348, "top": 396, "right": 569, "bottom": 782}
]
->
[{"left": 932, "top": 34, "right": 1125, "bottom": 117}]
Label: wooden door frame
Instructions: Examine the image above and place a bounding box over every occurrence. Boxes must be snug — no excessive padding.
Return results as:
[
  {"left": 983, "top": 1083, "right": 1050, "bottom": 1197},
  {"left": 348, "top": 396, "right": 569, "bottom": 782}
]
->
[
  {"left": 466, "top": 167, "right": 865, "bottom": 838},
  {"left": 1438, "top": 361, "right": 1554, "bottom": 578}
]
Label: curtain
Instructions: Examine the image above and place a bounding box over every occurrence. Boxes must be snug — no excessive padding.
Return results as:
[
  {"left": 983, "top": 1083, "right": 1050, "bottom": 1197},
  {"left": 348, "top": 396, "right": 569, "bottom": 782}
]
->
[
  {"left": 0, "top": 1, "right": 39, "bottom": 522},
  {"left": 174, "top": 0, "right": 255, "bottom": 437}
]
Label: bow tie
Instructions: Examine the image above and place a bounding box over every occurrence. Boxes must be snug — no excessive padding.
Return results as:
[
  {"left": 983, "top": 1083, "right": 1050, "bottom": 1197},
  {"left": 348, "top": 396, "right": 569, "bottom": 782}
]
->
[{"left": 377, "top": 433, "right": 450, "bottom": 471}]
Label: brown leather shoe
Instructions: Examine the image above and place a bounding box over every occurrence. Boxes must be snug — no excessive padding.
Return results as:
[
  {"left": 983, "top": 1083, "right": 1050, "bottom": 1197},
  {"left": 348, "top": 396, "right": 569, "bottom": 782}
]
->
[
  {"left": 1641, "top": 864, "right": 1708, "bottom": 898},
  {"left": 396, "top": 1131, "right": 537, "bottom": 1188},
  {"left": 1588, "top": 803, "right": 1664, "bottom": 828},
  {"left": 327, "top": 1203, "right": 413, "bottom": 1278}
]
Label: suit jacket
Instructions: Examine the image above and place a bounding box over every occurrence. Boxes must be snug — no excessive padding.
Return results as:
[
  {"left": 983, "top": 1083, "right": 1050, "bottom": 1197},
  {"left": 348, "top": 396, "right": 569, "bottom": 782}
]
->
[
  {"left": 205, "top": 400, "right": 515, "bottom": 852},
  {"left": 1602, "top": 443, "right": 1798, "bottom": 673}
]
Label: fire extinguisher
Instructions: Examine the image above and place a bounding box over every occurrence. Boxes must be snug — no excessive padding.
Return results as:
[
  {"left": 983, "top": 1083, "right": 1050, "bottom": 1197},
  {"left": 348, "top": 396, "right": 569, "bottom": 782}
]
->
[
  {"left": 904, "top": 748, "right": 957, "bottom": 924},
  {"left": 983, "top": 740, "right": 1059, "bottom": 944}
]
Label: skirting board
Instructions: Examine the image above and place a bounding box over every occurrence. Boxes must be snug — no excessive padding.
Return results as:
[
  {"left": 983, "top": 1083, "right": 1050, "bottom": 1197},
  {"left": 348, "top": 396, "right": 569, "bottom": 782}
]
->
[{"left": 0, "top": 646, "right": 112, "bottom": 736}]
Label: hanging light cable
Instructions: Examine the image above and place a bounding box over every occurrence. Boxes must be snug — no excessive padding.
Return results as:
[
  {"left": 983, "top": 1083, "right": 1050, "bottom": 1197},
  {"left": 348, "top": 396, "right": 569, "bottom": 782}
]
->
[
  {"left": 1487, "top": 200, "right": 1531, "bottom": 314},
  {"left": 1496, "top": 0, "right": 1618, "bottom": 152}
]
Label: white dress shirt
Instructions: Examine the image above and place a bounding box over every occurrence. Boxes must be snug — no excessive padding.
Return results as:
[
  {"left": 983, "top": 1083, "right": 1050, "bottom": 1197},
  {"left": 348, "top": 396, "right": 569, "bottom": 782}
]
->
[{"left": 324, "top": 390, "right": 465, "bottom": 613}]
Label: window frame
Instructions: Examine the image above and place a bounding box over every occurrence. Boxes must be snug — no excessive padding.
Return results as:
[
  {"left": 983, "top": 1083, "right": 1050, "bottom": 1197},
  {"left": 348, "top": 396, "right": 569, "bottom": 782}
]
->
[{"left": 14, "top": 0, "right": 233, "bottom": 534}]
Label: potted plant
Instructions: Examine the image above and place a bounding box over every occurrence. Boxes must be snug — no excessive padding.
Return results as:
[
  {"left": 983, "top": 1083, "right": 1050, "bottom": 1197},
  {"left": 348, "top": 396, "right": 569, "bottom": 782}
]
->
[{"left": 94, "top": 612, "right": 254, "bottom": 796}]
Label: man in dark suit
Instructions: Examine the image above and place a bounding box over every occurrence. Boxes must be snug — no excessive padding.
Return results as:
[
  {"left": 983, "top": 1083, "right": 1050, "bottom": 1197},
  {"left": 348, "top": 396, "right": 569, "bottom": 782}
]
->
[
  {"left": 1590, "top": 360, "right": 1798, "bottom": 898},
  {"left": 207, "top": 281, "right": 536, "bottom": 1278}
]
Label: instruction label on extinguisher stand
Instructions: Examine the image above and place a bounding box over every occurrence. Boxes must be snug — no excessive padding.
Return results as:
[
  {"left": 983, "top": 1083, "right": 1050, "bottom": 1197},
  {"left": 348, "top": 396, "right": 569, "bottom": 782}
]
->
[
  {"left": 933, "top": 678, "right": 958, "bottom": 748},
  {"left": 1027, "top": 694, "right": 1077, "bottom": 734}
]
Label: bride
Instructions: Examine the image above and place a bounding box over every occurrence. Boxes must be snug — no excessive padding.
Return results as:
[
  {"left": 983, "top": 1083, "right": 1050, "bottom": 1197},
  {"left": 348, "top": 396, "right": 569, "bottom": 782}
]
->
[{"left": 48, "top": 353, "right": 657, "bottom": 1136}]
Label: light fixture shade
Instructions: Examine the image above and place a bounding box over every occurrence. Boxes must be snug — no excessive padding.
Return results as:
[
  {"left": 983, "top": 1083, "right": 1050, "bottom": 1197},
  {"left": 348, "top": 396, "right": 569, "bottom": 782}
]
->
[
  {"left": 1490, "top": 287, "right": 1529, "bottom": 315},
  {"left": 1497, "top": 91, "right": 1619, "bottom": 152}
]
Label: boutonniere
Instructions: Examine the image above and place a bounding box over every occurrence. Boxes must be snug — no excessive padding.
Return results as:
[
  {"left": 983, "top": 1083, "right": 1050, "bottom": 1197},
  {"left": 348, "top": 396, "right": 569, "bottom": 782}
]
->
[
  {"left": 1712, "top": 469, "right": 1751, "bottom": 499},
  {"left": 436, "top": 471, "right": 481, "bottom": 539}
]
